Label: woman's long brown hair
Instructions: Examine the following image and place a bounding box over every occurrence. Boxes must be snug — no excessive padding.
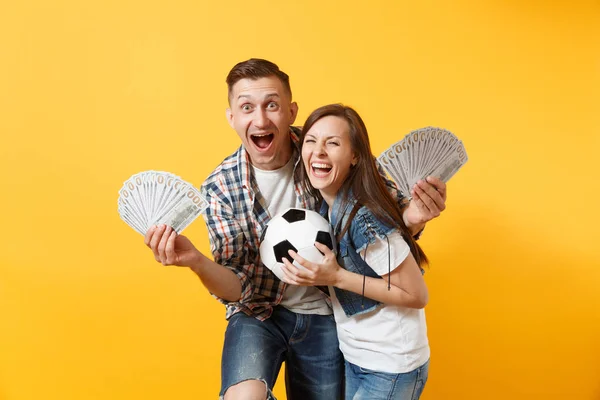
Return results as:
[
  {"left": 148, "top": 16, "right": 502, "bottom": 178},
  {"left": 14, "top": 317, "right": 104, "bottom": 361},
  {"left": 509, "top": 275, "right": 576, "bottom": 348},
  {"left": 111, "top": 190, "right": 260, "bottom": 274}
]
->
[{"left": 298, "top": 104, "right": 428, "bottom": 267}]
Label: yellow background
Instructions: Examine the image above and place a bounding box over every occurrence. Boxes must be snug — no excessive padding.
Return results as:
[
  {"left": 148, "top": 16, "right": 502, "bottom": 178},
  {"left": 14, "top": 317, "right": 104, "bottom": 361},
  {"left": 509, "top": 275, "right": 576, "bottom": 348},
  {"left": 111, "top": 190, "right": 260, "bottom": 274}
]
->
[{"left": 1, "top": 0, "right": 599, "bottom": 399}]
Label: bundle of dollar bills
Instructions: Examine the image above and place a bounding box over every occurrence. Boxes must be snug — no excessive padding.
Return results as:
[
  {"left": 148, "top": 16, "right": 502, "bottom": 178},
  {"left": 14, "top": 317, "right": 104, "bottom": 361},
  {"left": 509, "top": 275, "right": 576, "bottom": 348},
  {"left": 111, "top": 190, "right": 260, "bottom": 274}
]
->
[
  {"left": 378, "top": 127, "right": 468, "bottom": 198},
  {"left": 117, "top": 171, "right": 207, "bottom": 235}
]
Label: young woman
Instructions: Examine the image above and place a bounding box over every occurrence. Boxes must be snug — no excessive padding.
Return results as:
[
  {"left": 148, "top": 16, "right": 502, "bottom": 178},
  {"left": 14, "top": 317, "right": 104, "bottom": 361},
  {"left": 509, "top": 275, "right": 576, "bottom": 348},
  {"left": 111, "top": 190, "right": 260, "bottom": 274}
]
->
[{"left": 280, "top": 104, "right": 431, "bottom": 400}]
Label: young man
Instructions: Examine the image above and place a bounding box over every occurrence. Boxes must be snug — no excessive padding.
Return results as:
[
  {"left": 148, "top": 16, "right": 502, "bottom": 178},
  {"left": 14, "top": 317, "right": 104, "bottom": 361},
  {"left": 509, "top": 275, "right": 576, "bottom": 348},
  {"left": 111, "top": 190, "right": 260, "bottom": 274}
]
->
[{"left": 144, "top": 59, "right": 447, "bottom": 400}]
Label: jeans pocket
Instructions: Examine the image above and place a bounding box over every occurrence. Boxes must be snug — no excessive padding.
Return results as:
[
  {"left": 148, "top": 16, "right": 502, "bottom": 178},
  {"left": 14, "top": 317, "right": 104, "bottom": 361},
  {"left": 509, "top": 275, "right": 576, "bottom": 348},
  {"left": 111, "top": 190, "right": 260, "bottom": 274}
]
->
[
  {"left": 358, "top": 365, "right": 397, "bottom": 382},
  {"left": 411, "top": 360, "right": 429, "bottom": 400}
]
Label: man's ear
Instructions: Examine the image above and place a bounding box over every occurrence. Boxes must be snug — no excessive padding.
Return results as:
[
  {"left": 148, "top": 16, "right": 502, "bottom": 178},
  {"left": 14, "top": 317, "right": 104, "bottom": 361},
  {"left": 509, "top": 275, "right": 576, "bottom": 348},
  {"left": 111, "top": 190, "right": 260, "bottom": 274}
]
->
[
  {"left": 226, "top": 108, "right": 234, "bottom": 129},
  {"left": 289, "top": 102, "right": 299, "bottom": 125}
]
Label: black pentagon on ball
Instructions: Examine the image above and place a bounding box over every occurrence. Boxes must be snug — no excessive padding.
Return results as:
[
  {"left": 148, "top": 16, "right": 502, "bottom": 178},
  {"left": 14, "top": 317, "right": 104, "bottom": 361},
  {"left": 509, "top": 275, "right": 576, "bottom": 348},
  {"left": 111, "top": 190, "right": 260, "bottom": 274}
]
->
[
  {"left": 282, "top": 209, "right": 306, "bottom": 223},
  {"left": 273, "top": 240, "right": 298, "bottom": 263},
  {"left": 315, "top": 231, "right": 334, "bottom": 254},
  {"left": 259, "top": 225, "right": 268, "bottom": 243}
]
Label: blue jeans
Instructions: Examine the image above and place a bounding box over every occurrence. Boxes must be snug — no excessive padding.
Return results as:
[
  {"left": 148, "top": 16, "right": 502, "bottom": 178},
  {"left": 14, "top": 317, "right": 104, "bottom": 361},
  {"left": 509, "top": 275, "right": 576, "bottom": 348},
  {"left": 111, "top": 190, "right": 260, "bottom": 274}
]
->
[
  {"left": 344, "top": 359, "right": 429, "bottom": 400},
  {"left": 220, "top": 306, "right": 344, "bottom": 400}
]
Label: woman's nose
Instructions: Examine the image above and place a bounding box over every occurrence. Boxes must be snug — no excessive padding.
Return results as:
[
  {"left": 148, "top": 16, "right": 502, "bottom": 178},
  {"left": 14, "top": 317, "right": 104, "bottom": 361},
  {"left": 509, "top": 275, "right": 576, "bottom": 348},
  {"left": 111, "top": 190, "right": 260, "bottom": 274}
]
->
[{"left": 313, "top": 141, "right": 326, "bottom": 155}]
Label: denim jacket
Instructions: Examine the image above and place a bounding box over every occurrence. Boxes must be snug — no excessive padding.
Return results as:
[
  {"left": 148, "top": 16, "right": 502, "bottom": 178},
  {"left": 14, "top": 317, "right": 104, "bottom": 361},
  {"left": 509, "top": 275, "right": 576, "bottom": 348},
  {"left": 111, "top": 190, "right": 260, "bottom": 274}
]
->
[{"left": 319, "top": 194, "right": 396, "bottom": 317}]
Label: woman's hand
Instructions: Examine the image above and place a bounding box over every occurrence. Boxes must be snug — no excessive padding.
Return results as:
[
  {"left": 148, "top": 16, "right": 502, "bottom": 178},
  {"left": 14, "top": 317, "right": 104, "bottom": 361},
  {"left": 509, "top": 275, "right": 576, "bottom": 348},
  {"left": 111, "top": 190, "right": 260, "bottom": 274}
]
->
[
  {"left": 402, "top": 177, "right": 447, "bottom": 234},
  {"left": 280, "top": 242, "right": 343, "bottom": 286}
]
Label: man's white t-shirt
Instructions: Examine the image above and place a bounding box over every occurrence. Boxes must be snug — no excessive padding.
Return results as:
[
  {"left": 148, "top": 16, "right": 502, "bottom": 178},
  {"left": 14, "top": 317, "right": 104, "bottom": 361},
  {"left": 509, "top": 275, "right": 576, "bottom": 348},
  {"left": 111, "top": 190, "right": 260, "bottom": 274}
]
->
[
  {"left": 329, "top": 231, "right": 430, "bottom": 373},
  {"left": 252, "top": 158, "right": 331, "bottom": 315}
]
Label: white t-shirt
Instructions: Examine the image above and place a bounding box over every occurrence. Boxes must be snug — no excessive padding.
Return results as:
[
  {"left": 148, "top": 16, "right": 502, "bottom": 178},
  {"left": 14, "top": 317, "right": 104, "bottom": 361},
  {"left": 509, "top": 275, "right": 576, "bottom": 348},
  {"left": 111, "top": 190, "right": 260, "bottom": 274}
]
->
[
  {"left": 252, "top": 159, "right": 331, "bottom": 315},
  {"left": 329, "top": 231, "right": 430, "bottom": 373}
]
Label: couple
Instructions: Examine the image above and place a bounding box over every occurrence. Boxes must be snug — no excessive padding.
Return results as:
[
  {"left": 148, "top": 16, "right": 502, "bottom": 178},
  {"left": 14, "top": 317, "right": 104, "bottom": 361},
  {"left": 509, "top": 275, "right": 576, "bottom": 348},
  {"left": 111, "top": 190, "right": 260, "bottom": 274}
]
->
[{"left": 144, "top": 58, "right": 447, "bottom": 400}]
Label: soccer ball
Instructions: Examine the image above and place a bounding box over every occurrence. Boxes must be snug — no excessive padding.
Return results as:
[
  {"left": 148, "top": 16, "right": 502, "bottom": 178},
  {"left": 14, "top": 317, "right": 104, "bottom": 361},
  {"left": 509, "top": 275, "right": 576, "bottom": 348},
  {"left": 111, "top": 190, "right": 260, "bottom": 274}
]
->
[{"left": 259, "top": 208, "right": 336, "bottom": 281}]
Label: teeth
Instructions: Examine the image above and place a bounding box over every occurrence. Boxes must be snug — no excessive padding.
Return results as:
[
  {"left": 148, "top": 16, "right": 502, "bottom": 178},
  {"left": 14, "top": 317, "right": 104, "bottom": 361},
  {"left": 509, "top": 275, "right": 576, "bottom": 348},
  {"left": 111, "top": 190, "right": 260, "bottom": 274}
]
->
[
  {"left": 312, "top": 163, "right": 332, "bottom": 169},
  {"left": 252, "top": 133, "right": 271, "bottom": 137}
]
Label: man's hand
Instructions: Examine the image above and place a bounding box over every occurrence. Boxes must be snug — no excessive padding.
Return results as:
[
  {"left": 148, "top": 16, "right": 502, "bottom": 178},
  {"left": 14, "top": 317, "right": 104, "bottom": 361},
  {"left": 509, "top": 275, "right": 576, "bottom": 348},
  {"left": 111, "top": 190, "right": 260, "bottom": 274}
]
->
[
  {"left": 403, "top": 176, "right": 447, "bottom": 233},
  {"left": 144, "top": 224, "right": 203, "bottom": 267},
  {"left": 143, "top": 224, "right": 243, "bottom": 302}
]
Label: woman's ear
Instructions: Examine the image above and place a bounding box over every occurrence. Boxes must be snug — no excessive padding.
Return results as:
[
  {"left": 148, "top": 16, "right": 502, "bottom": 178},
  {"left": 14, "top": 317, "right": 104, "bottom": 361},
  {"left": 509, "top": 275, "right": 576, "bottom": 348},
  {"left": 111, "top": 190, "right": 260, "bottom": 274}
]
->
[{"left": 351, "top": 155, "right": 358, "bottom": 167}]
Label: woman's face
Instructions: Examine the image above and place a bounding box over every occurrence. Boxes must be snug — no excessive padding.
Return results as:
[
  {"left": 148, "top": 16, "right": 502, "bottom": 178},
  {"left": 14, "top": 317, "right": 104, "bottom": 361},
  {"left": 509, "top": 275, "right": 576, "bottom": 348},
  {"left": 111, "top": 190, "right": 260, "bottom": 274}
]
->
[{"left": 302, "top": 115, "right": 357, "bottom": 203}]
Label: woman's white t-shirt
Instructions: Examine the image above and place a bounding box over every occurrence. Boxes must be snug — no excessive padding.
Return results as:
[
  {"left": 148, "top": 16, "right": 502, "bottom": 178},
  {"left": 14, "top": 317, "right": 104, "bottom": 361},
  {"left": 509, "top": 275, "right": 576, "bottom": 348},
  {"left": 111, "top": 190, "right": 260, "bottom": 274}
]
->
[{"left": 329, "top": 231, "right": 430, "bottom": 373}]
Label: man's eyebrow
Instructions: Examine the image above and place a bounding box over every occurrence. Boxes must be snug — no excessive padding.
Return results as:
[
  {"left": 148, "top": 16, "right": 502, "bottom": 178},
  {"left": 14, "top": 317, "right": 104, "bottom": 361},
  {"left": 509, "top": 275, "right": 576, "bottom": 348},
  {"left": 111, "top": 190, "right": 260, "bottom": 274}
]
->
[{"left": 236, "top": 92, "right": 281, "bottom": 101}]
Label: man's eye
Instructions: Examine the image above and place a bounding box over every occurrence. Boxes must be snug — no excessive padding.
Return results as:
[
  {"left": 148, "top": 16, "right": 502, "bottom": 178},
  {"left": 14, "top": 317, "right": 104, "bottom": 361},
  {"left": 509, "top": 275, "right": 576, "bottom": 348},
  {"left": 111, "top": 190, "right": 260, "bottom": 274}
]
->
[
  {"left": 267, "top": 102, "right": 278, "bottom": 109},
  {"left": 242, "top": 104, "right": 252, "bottom": 111}
]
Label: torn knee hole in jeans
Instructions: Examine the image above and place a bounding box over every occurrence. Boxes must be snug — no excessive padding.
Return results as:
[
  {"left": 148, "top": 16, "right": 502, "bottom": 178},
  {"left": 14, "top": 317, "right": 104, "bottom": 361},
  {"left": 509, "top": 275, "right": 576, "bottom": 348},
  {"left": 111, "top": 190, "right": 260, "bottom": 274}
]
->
[{"left": 221, "top": 378, "right": 275, "bottom": 400}]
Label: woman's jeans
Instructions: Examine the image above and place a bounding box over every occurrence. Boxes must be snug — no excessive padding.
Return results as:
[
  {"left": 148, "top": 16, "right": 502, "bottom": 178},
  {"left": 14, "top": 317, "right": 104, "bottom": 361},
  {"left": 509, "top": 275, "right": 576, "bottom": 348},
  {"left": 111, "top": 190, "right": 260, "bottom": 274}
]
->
[{"left": 344, "top": 359, "right": 429, "bottom": 400}]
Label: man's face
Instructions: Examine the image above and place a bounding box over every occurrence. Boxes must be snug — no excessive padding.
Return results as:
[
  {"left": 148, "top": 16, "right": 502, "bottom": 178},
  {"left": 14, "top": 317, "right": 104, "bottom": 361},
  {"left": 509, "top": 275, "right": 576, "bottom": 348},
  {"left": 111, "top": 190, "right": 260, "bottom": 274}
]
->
[{"left": 227, "top": 76, "right": 298, "bottom": 171}]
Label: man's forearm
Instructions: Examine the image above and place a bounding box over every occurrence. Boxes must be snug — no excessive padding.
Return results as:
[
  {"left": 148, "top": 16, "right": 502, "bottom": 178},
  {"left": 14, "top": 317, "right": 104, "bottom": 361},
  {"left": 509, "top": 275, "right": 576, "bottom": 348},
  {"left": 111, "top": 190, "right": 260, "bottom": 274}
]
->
[{"left": 188, "top": 255, "right": 242, "bottom": 302}]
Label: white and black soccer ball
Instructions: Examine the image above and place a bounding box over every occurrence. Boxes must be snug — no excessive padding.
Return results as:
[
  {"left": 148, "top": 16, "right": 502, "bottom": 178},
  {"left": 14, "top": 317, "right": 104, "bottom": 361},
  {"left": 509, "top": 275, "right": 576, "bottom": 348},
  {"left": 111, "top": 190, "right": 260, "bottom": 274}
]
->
[{"left": 259, "top": 208, "right": 336, "bottom": 281}]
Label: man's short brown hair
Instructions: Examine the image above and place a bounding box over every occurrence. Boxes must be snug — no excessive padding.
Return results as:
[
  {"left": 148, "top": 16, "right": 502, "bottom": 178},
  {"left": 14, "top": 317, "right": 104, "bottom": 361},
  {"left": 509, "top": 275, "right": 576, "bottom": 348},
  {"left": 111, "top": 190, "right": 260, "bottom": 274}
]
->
[{"left": 226, "top": 58, "right": 292, "bottom": 102}]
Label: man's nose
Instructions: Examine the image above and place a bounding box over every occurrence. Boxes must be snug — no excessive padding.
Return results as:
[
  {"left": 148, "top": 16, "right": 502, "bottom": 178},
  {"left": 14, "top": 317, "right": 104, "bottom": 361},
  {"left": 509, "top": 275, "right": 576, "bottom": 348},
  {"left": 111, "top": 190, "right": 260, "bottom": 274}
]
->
[{"left": 253, "top": 109, "right": 268, "bottom": 128}]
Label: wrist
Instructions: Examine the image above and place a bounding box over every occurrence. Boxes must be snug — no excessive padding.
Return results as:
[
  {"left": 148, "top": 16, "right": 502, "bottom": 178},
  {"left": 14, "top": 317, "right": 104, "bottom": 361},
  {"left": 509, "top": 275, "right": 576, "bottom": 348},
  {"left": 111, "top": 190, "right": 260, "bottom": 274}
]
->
[
  {"left": 333, "top": 268, "right": 348, "bottom": 288},
  {"left": 189, "top": 251, "right": 208, "bottom": 275},
  {"left": 403, "top": 210, "right": 424, "bottom": 235},
  {"left": 408, "top": 222, "right": 425, "bottom": 236}
]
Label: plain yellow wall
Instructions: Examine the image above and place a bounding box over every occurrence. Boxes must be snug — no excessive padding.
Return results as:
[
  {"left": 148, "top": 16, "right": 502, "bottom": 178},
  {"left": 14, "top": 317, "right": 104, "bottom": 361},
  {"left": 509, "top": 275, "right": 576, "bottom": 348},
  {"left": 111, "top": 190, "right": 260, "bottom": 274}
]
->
[{"left": 1, "top": 0, "right": 599, "bottom": 399}]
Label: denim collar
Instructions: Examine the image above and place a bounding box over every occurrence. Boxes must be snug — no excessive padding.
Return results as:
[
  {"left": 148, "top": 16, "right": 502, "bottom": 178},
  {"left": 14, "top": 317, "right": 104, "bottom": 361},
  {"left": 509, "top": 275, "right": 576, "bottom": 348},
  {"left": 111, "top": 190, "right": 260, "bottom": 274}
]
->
[{"left": 319, "top": 191, "right": 359, "bottom": 237}]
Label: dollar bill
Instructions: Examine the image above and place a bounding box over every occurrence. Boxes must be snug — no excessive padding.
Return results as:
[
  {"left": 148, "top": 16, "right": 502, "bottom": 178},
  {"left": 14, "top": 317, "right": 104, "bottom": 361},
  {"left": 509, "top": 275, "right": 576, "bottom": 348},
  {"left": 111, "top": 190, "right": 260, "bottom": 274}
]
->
[
  {"left": 378, "top": 127, "right": 468, "bottom": 198},
  {"left": 117, "top": 171, "right": 208, "bottom": 235}
]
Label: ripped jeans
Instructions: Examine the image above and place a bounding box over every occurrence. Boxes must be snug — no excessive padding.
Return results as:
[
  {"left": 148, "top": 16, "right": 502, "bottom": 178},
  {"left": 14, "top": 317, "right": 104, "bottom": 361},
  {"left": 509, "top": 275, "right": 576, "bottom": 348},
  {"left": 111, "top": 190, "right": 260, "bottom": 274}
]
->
[{"left": 220, "top": 306, "right": 343, "bottom": 400}]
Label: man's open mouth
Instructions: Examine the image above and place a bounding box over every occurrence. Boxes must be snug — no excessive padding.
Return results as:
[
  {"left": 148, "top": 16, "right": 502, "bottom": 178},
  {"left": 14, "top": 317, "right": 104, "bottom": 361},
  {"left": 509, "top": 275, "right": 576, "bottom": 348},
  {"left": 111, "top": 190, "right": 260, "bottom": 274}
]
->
[{"left": 251, "top": 133, "right": 274, "bottom": 150}]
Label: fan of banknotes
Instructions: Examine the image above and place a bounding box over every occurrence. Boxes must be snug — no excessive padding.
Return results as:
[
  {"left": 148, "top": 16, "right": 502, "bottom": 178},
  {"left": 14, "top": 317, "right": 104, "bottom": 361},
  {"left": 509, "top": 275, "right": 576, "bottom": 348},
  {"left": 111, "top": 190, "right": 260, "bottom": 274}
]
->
[
  {"left": 117, "top": 171, "right": 208, "bottom": 235},
  {"left": 378, "top": 127, "right": 468, "bottom": 198}
]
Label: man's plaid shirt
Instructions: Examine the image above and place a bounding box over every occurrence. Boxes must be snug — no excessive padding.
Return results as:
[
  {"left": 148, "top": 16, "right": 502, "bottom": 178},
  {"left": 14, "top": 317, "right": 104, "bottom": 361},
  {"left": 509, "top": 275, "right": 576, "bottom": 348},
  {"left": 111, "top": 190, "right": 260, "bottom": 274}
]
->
[{"left": 200, "top": 127, "right": 314, "bottom": 321}]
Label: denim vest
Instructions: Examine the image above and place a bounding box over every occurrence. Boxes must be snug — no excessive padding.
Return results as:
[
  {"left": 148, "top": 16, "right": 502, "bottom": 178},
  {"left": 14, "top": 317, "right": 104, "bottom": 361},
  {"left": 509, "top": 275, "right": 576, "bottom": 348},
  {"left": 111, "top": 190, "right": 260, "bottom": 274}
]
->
[{"left": 319, "top": 195, "right": 396, "bottom": 317}]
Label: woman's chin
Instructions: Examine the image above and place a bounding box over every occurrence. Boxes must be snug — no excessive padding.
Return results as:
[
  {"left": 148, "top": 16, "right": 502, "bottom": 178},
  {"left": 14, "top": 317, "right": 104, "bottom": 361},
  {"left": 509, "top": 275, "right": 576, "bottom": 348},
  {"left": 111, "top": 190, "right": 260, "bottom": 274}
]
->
[{"left": 309, "top": 179, "right": 326, "bottom": 191}]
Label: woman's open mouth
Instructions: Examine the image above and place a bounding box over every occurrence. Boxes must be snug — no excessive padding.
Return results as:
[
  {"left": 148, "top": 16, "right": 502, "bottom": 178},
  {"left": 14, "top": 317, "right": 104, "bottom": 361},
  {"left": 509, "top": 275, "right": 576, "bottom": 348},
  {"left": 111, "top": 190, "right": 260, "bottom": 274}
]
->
[{"left": 311, "top": 162, "right": 332, "bottom": 177}]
